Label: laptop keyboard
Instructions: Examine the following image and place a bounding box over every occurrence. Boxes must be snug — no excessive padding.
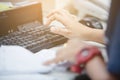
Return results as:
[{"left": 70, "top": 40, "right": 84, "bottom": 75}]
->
[{"left": 0, "top": 21, "right": 68, "bottom": 53}]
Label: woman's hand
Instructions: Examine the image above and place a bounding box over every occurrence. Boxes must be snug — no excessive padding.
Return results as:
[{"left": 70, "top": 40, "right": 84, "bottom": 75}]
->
[
  {"left": 46, "top": 9, "right": 92, "bottom": 39},
  {"left": 44, "top": 39, "right": 88, "bottom": 65}
]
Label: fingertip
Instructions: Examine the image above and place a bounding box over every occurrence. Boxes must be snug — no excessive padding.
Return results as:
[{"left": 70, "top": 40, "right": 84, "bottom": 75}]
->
[
  {"left": 50, "top": 27, "right": 57, "bottom": 32},
  {"left": 45, "top": 19, "right": 53, "bottom": 26},
  {"left": 50, "top": 27, "right": 62, "bottom": 35},
  {"left": 46, "top": 13, "right": 52, "bottom": 18},
  {"left": 50, "top": 27, "right": 71, "bottom": 37},
  {"left": 47, "top": 10, "right": 56, "bottom": 18},
  {"left": 46, "top": 12, "right": 53, "bottom": 18},
  {"left": 43, "top": 62, "right": 50, "bottom": 65},
  {"left": 45, "top": 22, "right": 50, "bottom": 26},
  {"left": 44, "top": 60, "right": 53, "bottom": 65}
]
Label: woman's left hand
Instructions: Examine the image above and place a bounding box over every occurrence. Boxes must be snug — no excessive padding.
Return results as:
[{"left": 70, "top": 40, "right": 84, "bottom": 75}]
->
[{"left": 44, "top": 39, "right": 88, "bottom": 65}]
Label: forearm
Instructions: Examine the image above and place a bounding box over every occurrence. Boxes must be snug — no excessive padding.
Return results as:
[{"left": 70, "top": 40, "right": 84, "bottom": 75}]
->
[
  {"left": 83, "top": 27, "right": 105, "bottom": 44},
  {"left": 85, "top": 56, "right": 116, "bottom": 80}
]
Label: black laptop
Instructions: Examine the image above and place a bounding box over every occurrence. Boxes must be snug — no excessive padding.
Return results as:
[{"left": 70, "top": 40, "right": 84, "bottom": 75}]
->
[{"left": 0, "top": 2, "right": 67, "bottom": 53}]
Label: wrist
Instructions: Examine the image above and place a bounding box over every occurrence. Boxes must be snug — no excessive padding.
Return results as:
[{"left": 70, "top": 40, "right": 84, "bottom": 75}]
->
[
  {"left": 76, "top": 46, "right": 102, "bottom": 65},
  {"left": 85, "top": 55, "right": 103, "bottom": 69},
  {"left": 85, "top": 28, "right": 104, "bottom": 43},
  {"left": 70, "top": 46, "right": 102, "bottom": 73},
  {"left": 79, "top": 24, "right": 93, "bottom": 41}
]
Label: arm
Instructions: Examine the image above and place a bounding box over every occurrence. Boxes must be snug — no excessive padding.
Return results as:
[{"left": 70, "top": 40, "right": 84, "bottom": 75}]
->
[
  {"left": 85, "top": 56, "right": 116, "bottom": 80},
  {"left": 46, "top": 9, "right": 105, "bottom": 44},
  {"left": 44, "top": 39, "right": 116, "bottom": 80},
  {"left": 84, "top": 28, "right": 105, "bottom": 44}
]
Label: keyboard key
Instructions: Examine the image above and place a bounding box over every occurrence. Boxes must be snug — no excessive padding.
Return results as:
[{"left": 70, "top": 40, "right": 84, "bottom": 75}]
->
[{"left": 0, "top": 22, "right": 68, "bottom": 53}]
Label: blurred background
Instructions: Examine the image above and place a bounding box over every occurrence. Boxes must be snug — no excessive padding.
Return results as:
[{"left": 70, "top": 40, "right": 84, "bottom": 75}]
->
[
  {"left": 0, "top": 1, "right": 112, "bottom": 80},
  {"left": 0, "top": 0, "right": 111, "bottom": 16},
  {"left": 0, "top": 0, "right": 111, "bottom": 29}
]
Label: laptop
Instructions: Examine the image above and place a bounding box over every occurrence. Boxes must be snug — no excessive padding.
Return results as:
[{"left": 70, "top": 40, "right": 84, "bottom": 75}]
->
[
  {"left": 0, "top": 2, "right": 43, "bottom": 36},
  {"left": 0, "top": 2, "right": 67, "bottom": 53}
]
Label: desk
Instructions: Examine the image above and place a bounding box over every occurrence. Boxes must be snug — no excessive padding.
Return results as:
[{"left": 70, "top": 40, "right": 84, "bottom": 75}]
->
[
  {"left": 0, "top": 72, "right": 77, "bottom": 80},
  {"left": 0, "top": 45, "right": 78, "bottom": 80},
  {"left": 48, "top": 70, "right": 78, "bottom": 80},
  {"left": 0, "top": 71, "right": 77, "bottom": 80},
  {"left": 0, "top": 42, "right": 106, "bottom": 80}
]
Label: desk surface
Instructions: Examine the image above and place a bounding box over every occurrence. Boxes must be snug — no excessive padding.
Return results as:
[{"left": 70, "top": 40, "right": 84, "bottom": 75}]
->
[
  {"left": 0, "top": 71, "right": 77, "bottom": 80},
  {"left": 0, "top": 45, "right": 78, "bottom": 80}
]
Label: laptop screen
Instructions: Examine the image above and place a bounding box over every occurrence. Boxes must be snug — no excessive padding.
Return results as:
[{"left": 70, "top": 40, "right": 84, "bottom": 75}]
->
[{"left": 0, "top": 2, "right": 43, "bottom": 37}]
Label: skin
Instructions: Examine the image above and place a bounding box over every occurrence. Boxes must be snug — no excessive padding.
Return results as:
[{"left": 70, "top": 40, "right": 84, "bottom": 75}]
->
[
  {"left": 44, "top": 39, "right": 116, "bottom": 80},
  {"left": 44, "top": 9, "right": 116, "bottom": 80},
  {"left": 44, "top": 39, "right": 89, "bottom": 64},
  {"left": 45, "top": 9, "right": 105, "bottom": 44}
]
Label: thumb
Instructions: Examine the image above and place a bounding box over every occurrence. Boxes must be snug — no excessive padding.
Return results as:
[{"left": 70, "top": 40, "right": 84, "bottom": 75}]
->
[{"left": 50, "top": 27, "right": 71, "bottom": 38}]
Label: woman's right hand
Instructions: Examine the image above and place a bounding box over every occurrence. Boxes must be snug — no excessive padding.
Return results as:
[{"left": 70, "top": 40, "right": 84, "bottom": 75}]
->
[{"left": 45, "top": 9, "right": 92, "bottom": 40}]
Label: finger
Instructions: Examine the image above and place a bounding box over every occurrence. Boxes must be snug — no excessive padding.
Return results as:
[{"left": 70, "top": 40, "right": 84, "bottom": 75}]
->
[
  {"left": 51, "top": 10, "right": 71, "bottom": 20},
  {"left": 59, "top": 9, "right": 74, "bottom": 19},
  {"left": 47, "top": 9, "right": 64, "bottom": 18},
  {"left": 60, "top": 9, "right": 70, "bottom": 15},
  {"left": 56, "top": 9, "right": 70, "bottom": 17},
  {"left": 50, "top": 27, "right": 71, "bottom": 38},
  {"left": 45, "top": 15, "right": 56, "bottom": 26},
  {"left": 71, "top": 15, "right": 76, "bottom": 19},
  {"left": 46, "top": 14, "right": 68, "bottom": 27},
  {"left": 47, "top": 11, "right": 57, "bottom": 18},
  {"left": 44, "top": 59, "right": 56, "bottom": 65},
  {"left": 44, "top": 50, "right": 66, "bottom": 65},
  {"left": 60, "top": 9, "right": 78, "bottom": 21},
  {"left": 44, "top": 57, "right": 64, "bottom": 65}
]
